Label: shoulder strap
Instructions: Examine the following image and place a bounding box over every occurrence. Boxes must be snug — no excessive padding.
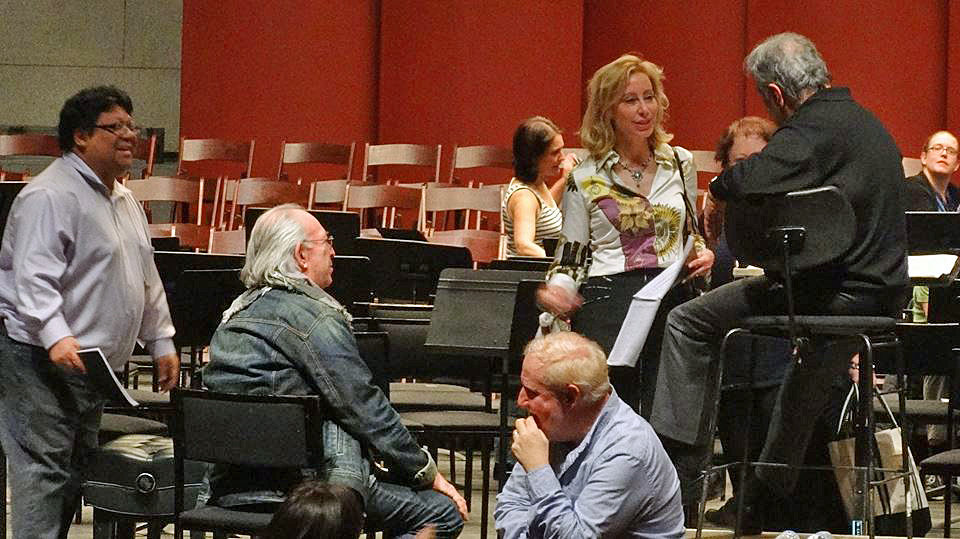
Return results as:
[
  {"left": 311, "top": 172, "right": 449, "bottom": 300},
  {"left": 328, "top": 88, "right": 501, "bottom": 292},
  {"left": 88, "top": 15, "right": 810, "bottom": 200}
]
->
[{"left": 673, "top": 148, "right": 701, "bottom": 238}]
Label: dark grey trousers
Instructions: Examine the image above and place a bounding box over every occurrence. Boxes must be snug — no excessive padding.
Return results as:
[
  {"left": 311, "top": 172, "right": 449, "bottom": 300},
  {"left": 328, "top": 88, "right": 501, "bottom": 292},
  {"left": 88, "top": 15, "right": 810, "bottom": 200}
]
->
[{"left": 649, "top": 276, "right": 905, "bottom": 502}]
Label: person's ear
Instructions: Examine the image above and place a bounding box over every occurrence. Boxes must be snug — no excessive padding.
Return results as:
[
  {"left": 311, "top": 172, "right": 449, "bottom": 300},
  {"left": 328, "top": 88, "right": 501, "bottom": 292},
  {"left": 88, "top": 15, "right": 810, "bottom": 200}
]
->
[
  {"left": 293, "top": 242, "right": 308, "bottom": 271},
  {"left": 74, "top": 129, "right": 92, "bottom": 153},
  {"left": 562, "top": 384, "right": 581, "bottom": 407},
  {"left": 765, "top": 83, "right": 785, "bottom": 109}
]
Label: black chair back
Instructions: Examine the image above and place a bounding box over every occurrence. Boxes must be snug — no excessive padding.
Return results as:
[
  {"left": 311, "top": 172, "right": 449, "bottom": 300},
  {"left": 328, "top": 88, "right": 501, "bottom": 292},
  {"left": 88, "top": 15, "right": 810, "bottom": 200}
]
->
[
  {"left": 726, "top": 185, "right": 856, "bottom": 274},
  {"left": 172, "top": 389, "right": 321, "bottom": 468}
]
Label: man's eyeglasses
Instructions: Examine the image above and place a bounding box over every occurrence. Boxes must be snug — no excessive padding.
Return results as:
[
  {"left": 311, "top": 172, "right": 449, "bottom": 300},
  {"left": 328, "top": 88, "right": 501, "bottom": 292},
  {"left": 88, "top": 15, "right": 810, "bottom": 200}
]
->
[
  {"left": 95, "top": 122, "right": 142, "bottom": 137},
  {"left": 926, "top": 144, "right": 959, "bottom": 156},
  {"left": 302, "top": 236, "right": 334, "bottom": 248}
]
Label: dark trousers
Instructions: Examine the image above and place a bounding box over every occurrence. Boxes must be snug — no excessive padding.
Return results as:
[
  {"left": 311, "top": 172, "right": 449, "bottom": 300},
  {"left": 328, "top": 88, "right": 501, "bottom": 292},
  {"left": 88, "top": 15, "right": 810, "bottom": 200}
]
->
[
  {"left": 649, "top": 276, "right": 906, "bottom": 504},
  {"left": 571, "top": 269, "right": 681, "bottom": 416}
]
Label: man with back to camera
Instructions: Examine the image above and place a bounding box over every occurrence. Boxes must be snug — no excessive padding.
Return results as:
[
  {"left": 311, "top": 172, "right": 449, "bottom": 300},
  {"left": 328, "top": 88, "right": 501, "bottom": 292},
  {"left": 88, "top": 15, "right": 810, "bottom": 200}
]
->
[
  {"left": 201, "top": 204, "right": 466, "bottom": 538},
  {"left": 495, "top": 331, "right": 684, "bottom": 538},
  {"left": 649, "top": 32, "right": 910, "bottom": 530},
  {"left": 0, "top": 86, "right": 179, "bottom": 538}
]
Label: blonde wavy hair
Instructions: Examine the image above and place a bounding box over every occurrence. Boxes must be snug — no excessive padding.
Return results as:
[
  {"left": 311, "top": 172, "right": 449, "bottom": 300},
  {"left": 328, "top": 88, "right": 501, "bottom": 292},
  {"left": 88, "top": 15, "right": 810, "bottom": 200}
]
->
[{"left": 580, "top": 53, "right": 673, "bottom": 158}]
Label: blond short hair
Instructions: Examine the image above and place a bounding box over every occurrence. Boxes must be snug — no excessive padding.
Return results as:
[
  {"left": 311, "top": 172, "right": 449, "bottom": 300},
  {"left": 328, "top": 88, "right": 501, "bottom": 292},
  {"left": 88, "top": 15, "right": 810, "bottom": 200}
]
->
[
  {"left": 523, "top": 332, "right": 610, "bottom": 404},
  {"left": 580, "top": 53, "right": 673, "bottom": 158}
]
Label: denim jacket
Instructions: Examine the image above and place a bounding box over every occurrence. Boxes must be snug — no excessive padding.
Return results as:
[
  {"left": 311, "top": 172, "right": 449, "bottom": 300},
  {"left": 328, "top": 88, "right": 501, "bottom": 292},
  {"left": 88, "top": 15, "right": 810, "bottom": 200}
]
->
[{"left": 201, "top": 279, "right": 436, "bottom": 507}]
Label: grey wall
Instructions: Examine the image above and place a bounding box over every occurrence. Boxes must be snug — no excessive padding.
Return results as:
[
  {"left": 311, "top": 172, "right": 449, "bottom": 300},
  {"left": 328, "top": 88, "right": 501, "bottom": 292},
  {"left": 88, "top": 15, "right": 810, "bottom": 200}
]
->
[{"left": 0, "top": 0, "right": 182, "bottom": 152}]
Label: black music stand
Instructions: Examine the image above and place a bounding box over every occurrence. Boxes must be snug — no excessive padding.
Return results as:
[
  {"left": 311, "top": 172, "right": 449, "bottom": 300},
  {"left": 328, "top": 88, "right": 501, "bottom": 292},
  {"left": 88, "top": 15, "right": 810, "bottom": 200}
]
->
[
  {"left": 0, "top": 181, "right": 26, "bottom": 539},
  {"left": 327, "top": 255, "right": 373, "bottom": 313},
  {"left": 355, "top": 238, "right": 472, "bottom": 302},
  {"left": 906, "top": 212, "right": 960, "bottom": 320},
  {"left": 487, "top": 257, "right": 551, "bottom": 272},
  {"left": 423, "top": 268, "right": 543, "bottom": 488},
  {"left": 906, "top": 211, "right": 960, "bottom": 255},
  {"left": 0, "top": 181, "right": 27, "bottom": 249},
  {"left": 245, "top": 207, "right": 360, "bottom": 255},
  {"left": 169, "top": 269, "right": 247, "bottom": 387}
]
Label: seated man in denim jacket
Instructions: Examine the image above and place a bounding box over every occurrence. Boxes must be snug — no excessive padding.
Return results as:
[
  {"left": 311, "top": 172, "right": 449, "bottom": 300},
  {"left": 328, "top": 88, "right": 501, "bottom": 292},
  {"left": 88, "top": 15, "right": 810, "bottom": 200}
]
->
[{"left": 201, "top": 204, "right": 466, "bottom": 538}]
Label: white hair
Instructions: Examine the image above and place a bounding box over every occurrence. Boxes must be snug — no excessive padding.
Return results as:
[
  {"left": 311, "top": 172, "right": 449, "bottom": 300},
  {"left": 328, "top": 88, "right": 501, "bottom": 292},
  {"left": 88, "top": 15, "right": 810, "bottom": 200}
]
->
[
  {"left": 240, "top": 203, "right": 310, "bottom": 288},
  {"left": 523, "top": 332, "right": 611, "bottom": 405}
]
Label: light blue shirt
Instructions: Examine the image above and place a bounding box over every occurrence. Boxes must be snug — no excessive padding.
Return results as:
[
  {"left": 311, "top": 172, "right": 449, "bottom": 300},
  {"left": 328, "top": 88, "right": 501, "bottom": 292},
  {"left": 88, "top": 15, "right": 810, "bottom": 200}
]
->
[
  {"left": 495, "top": 389, "right": 684, "bottom": 538},
  {"left": 0, "top": 153, "right": 175, "bottom": 369}
]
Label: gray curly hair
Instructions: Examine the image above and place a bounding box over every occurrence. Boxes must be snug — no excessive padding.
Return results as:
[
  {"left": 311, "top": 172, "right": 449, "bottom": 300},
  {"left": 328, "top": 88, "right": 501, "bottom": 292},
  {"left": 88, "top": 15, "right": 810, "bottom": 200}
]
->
[{"left": 745, "top": 32, "right": 830, "bottom": 105}]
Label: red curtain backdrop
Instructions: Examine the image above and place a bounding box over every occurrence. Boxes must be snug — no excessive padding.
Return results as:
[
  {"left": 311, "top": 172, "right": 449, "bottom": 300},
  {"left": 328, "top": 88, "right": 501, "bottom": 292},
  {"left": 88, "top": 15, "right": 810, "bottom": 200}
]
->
[
  {"left": 181, "top": 0, "right": 379, "bottom": 179},
  {"left": 377, "top": 0, "right": 584, "bottom": 184},
  {"left": 181, "top": 0, "right": 958, "bottom": 182}
]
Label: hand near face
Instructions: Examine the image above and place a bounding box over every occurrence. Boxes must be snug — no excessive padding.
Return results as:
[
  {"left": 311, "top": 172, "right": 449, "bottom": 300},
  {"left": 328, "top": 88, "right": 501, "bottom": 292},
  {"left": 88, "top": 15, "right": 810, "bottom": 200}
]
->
[
  {"left": 48, "top": 336, "right": 84, "bottom": 372},
  {"left": 511, "top": 417, "right": 550, "bottom": 472},
  {"left": 432, "top": 472, "right": 469, "bottom": 520},
  {"left": 558, "top": 152, "right": 579, "bottom": 180}
]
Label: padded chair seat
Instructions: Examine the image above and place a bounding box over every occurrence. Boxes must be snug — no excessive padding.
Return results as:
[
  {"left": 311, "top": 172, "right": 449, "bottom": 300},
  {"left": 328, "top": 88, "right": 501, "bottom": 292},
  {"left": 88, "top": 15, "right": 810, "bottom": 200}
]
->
[
  {"left": 741, "top": 315, "right": 896, "bottom": 336},
  {"left": 390, "top": 382, "right": 471, "bottom": 393},
  {"left": 83, "top": 434, "right": 205, "bottom": 516},
  {"left": 920, "top": 448, "right": 960, "bottom": 475},
  {"left": 99, "top": 413, "right": 167, "bottom": 443},
  {"left": 400, "top": 410, "right": 502, "bottom": 431},
  {"left": 875, "top": 395, "right": 950, "bottom": 424},
  {"left": 180, "top": 504, "right": 273, "bottom": 532},
  {"left": 391, "top": 388, "right": 487, "bottom": 412},
  {"left": 125, "top": 388, "right": 173, "bottom": 407}
]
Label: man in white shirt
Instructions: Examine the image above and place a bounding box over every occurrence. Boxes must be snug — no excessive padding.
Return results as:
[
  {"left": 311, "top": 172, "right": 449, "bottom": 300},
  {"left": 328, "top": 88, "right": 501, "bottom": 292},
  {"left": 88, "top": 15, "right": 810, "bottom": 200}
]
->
[{"left": 0, "top": 86, "right": 178, "bottom": 538}]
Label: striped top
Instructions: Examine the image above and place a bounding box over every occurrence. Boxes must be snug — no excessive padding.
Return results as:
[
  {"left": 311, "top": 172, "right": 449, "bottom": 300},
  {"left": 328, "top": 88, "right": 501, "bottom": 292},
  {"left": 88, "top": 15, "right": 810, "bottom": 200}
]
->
[{"left": 501, "top": 178, "right": 563, "bottom": 256}]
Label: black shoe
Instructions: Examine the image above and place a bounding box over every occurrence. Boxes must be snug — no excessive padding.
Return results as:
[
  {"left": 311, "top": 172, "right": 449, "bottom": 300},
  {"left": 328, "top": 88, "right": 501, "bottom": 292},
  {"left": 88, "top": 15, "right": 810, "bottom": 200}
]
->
[{"left": 704, "top": 497, "right": 738, "bottom": 528}]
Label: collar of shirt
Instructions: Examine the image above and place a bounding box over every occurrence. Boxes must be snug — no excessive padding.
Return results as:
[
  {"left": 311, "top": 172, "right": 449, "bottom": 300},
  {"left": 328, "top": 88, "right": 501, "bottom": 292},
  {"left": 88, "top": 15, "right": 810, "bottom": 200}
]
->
[
  {"left": 594, "top": 143, "right": 679, "bottom": 184},
  {"left": 552, "top": 388, "right": 619, "bottom": 477},
  {"left": 62, "top": 151, "right": 124, "bottom": 200}
]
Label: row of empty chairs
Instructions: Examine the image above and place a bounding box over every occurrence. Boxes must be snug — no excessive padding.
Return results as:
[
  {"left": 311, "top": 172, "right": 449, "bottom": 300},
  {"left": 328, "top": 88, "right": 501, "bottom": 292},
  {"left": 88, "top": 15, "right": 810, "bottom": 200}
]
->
[{"left": 0, "top": 132, "right": 157, "bottom": 180}]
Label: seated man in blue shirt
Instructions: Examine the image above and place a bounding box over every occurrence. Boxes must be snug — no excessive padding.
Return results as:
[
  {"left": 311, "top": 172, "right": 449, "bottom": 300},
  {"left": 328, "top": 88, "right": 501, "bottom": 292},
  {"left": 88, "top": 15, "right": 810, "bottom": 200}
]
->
[{"left": 495, "top": 332, "right": 684, "bottom": 538}]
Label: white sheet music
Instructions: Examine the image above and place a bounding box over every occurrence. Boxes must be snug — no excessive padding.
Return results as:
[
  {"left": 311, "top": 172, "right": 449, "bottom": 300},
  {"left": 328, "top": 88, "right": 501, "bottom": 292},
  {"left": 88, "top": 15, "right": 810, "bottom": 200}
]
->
[
  {"left": 78, "top": 348, "right": 140, "bottom": 407},
  {"left": 907, "top": 254, "right": 960, "bottom": 279}
]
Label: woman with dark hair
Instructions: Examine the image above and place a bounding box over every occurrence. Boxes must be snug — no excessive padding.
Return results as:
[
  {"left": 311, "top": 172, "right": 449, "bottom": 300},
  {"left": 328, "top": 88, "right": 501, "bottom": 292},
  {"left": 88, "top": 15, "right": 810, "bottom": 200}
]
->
[
  {"left": 536, "top": 54, "right": 714, "bottom": 418},
  {"left": 263, "top": 481, "right": 437, "bottom": 539},
  {"left": 262, "top": 482, "right": 364, "bottom": 539},
  {"left": 501, "top": 116, "right": 573, "bottom": 257}
]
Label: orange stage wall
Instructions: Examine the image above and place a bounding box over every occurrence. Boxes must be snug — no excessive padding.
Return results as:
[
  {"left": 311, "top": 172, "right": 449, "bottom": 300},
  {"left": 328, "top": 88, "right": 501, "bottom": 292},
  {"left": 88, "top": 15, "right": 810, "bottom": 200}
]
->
[{"left": 181, "top": 0, "right": 958, "bottom": 183}]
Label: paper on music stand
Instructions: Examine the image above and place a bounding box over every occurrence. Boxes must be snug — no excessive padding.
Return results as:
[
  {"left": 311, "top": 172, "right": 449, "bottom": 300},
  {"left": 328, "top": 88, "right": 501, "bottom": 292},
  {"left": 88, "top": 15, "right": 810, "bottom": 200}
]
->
[
  {"left": 79, "top": 348, "right": 140, "bottom": 407},
  {"left": 608, "top": 236, "right": 694, "bottom": 367},
  {"left": 907, "top": 254, "right": 960, "bottom": 280}
]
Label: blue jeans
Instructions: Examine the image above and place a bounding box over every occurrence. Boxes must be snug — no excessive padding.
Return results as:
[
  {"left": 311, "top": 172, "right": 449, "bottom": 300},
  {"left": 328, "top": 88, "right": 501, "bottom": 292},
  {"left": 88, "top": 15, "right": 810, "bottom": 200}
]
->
[
  {"left": 204, "top": 419, "right": 463, "bottom": 538},
  {"left": 0, "top": 334, "right": 104, "bottom": 539}
]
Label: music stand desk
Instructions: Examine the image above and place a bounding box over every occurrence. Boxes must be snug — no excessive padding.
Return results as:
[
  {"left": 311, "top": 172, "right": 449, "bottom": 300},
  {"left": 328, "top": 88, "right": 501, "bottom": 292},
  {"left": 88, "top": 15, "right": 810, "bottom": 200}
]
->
[{"left": 423, "top": 269, "right": 543, "bottom": 488}]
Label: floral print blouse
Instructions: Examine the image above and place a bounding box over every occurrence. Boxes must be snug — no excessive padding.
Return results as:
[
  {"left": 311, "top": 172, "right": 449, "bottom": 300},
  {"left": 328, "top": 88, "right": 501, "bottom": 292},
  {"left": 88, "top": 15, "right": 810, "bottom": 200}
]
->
[{"left": 547, "top": 143, "right": 697, "bottom": 288}]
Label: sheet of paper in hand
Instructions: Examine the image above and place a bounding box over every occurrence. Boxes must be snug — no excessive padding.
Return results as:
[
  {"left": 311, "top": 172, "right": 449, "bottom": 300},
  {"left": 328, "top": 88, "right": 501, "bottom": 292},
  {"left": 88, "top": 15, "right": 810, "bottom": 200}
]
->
[{"left": 79, "top": 348, "right": 140, "bottom": 407}]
